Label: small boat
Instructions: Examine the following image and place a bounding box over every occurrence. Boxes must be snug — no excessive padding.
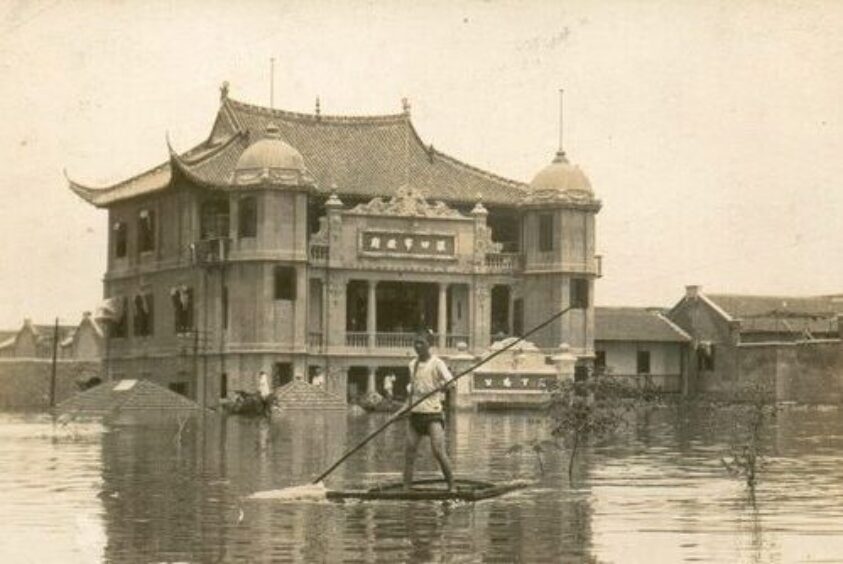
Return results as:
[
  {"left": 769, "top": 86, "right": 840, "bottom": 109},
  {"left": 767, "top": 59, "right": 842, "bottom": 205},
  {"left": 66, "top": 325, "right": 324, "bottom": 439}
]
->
[{"left": 326, "top": 478, "right": 529, "bottom": 502}]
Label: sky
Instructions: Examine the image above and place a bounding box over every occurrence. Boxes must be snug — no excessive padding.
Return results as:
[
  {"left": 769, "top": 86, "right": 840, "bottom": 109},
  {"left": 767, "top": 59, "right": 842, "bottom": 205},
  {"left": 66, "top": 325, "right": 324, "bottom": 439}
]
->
[{"left": 1, "top": 0, "right": 842, "bottom": 328}]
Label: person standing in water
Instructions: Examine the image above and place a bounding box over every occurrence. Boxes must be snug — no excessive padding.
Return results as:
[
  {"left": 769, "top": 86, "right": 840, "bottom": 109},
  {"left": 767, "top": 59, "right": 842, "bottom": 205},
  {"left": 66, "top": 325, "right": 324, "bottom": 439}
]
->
[{"left": 404, "top": 329, "right": 455, "bottom": 491}]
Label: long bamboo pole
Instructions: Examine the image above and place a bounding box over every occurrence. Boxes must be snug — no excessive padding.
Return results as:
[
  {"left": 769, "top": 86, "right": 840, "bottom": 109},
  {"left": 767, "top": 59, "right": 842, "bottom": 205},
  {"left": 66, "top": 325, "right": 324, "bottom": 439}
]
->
[{"left": 311, "top": 304, "right": 575, "bottom": 484}]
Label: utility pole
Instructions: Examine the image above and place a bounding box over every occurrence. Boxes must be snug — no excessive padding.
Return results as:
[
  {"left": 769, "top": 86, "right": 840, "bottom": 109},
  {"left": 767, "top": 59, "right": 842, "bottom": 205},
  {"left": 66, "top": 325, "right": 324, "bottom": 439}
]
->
[{"left": 49, "top": 317, "right": 59, "bottom": 408}]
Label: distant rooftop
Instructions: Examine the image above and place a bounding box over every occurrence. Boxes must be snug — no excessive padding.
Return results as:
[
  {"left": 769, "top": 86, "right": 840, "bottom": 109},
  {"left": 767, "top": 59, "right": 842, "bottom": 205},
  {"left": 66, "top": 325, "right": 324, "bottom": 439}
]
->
[
  {"left": 596, "top": 307, "right": 691, "bottom": 343},
  {"left": 274, "top": 379, "right": 346, "bottom": 411},
  {"left": 57, "top": 379, "right": 202, "bottom": 416}
]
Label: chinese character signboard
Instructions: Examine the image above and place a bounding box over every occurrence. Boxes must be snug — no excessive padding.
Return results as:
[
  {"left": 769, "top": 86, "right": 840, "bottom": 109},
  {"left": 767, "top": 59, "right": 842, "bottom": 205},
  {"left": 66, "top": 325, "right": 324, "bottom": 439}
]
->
[
  {"left": 359, "top": 230, "right": 456, "bottom": 260},
  {"left": 472, "top": 373, "right": 554, "bottom": 391}
]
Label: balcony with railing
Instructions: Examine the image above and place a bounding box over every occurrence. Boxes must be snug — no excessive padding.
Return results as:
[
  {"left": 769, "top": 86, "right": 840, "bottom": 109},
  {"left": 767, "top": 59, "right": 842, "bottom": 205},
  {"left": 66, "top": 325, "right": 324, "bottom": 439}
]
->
[
  {"left": 343, "top": 332, "right": 470, "bottom": 351},
  {"left": 190, "top": 237, "right": 230, "bottom": 265},
  {"left": 485, "top": 252, "right": 522, "bottom": 274},
  {"left": 308, "top": 331, "right": 323, "bottom": 349},
  {"left": 309, "top": 244, "right": 329, "bottom": 263}
]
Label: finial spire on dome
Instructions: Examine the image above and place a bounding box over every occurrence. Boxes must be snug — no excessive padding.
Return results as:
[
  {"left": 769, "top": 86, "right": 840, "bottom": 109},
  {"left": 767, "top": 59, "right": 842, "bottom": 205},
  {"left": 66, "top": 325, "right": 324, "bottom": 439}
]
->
[
  {"left": 315, "top": 96, "right": 321, "bottom": 118},
  {"left": 557, "top": 88, "right": 566, "bottom": 160},
  {"left": 402, "top": 97, "right": 411, "bottom": 115}
]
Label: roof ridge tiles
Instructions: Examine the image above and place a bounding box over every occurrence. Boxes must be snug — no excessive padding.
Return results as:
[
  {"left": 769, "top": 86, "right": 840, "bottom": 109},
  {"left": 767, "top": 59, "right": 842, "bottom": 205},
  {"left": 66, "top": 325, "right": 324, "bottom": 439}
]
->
[{"left": 227, "top": 97, "right": 409, "bottom": 125}]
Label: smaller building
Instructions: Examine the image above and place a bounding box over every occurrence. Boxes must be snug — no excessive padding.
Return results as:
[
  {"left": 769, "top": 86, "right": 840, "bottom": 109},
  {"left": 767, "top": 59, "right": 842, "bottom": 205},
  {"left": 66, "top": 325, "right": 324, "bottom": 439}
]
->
[
  {"left": 668, "top": 285, "right": 843, "bottom": 402},
  {"left": 0, "top": 312, "right": 105, "bottom": 409},
  {"left": 594, "top": 307, "right": 691, "bottom": 394}
]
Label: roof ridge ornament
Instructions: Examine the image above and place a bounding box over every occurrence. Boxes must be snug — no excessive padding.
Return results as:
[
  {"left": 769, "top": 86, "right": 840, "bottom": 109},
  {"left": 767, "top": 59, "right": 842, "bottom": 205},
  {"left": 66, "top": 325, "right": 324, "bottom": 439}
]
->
[
  {"left": 402, "top": 97, "right": 411, "bottom": 115},
  {"left": 220, "top": 81, "right": 230, "bottom": 102},
  {"left": 349, "top": 185, "right": 465, "bottom": 219}
]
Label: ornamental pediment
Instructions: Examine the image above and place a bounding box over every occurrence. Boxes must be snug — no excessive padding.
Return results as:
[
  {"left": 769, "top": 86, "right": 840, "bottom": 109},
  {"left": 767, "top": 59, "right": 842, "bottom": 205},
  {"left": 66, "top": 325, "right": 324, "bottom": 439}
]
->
[{"left": 348, "top": 185, "right": 467, "bottom": 219}]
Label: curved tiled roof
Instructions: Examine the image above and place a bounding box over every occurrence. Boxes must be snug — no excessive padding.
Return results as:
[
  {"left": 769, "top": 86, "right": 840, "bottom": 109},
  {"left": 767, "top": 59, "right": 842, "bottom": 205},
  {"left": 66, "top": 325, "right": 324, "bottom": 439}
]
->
[{"left": 68, "top": 96, "right": 528, "bottom": 207}]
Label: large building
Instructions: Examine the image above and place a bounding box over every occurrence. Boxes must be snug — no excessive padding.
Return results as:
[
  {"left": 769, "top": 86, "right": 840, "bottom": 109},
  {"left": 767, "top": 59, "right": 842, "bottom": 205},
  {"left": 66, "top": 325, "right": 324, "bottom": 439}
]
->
[{"left": 68, "top": 85, "right": 601, "bottom": 407}]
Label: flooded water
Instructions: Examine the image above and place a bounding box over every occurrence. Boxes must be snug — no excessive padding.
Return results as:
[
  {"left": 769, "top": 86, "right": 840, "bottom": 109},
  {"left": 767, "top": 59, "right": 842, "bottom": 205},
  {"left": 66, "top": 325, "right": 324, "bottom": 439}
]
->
[{"left": 2, "top": 405, "right": 843, "bottom": 563}]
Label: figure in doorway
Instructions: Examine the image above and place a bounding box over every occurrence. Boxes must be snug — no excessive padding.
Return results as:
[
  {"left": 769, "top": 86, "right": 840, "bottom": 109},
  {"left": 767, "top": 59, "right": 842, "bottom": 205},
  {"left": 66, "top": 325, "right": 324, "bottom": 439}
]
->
[
  {"left": 257, "top": 370, "right": 273, "bottom": 416},
  {"left": 403, "top": 329, "right": 455, "bottom": 491},
  {"left": 383, "top": 372, "right": 396, "bottom": 400}
]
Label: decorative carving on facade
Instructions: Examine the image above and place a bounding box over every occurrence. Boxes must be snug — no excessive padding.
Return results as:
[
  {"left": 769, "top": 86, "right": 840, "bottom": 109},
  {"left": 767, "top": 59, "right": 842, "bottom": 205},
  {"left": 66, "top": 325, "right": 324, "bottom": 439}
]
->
[
  {"left": 311, "top": 217, "right": 329, "bottom": 245},
  {"left": 349, "top": 185, "right": 466, "bottom": 219},
  {"left": 520, "top": 188, "right": 601, "bottom": 210},
  {"left": 474, "top": 224, "right": 502, "bottom": 256}
]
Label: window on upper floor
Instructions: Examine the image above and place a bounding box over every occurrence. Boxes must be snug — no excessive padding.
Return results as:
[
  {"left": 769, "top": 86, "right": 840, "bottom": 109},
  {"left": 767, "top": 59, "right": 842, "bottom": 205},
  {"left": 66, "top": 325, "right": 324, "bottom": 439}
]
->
[
  {"left": 171, "top": 287, "right": 194, "bottom": 334},
  {"left": 637, "top": 350, "right": 651, "bottom": 374},
  {"left": 138, "top": 209, "right": 156, "bottom": 253},
  {"left": 113, "top": 221, "right": 128, "bottom": 258},
  {"left": 538, "top": 213, "right": 554, "bottom": 252},
  {"left": 111, "top": 297, "right": 128, "bottom": 338},
  {"left": 200, "top": 200, "right": 230, "bottom": 239},
  {"left": 570, "top": 278, "right": 590, "bottom": 309},
  {"left": 239, "top": 196, "right": 257, "bottom": 238},
  {"left": 274, "top": 266, "right": 296, "bottom": 300},
  {"left": 133, "top": 293, "right": 154, "bottom": 337}
]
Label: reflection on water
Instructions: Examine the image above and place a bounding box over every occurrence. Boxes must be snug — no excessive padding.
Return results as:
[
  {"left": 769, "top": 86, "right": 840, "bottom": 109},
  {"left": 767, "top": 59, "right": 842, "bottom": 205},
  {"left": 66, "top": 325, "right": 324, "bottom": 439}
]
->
[{"left": 2, "top": 406, "right": 843, "bottom": 562}]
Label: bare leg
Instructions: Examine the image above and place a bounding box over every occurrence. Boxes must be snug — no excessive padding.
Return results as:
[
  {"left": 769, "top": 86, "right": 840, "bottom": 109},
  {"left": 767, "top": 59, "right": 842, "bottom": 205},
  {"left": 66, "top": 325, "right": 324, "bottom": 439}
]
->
[
  {"left": 428, "top": 421, "right": 454, "bottom": 491},
  {"left": 403, "top": 421, "right": 422, "bottom": 489}
]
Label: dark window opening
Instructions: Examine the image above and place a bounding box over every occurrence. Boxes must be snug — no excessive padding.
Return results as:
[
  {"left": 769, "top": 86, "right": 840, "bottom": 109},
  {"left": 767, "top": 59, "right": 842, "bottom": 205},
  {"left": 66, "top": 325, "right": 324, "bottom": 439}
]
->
[
  {"left": 491, "top": 285, "right": 511, "bottom": 339},
  {"left": 273, "top": 362, "right": 293, "bottom": 388},
  {"left": 698, "top": 344, "right": 716, "bottom": 371},
  {"left": 538, "top": 213, "right": 554, "bottom": 252},
  {"left": 111, "top": 297, "right": 128, "bottom": 338},
  {"left": 570, "top": 278, "right": 590, "bottom": 309},
  {"left": 220, "top": 373, "right": 228, "bottom": 399},
  {"left": 113, "top": 222, "right": 127, "bottom": 258},
  {"left": 595, "top": 350, "right": 606, "bottom": 370},
  {"left": 637, "top": 350, "right": 651, "bottom": 374},
  {"left": 200, "top": 199, "right": 230, "bottom": 239},
  {"left": 274, "top": 266, "right": 296, "bottom": 300},
  {"left": 133, "top": 293, "right": 154, "bottom": 337},
  {"left": 171, "top": 287, "right": 194, "bottom": 334},
  {"left": 169, "top": 382, "right": 188, "bottom": 397},
  {"left": 138, "top": 209, "right": 156, "bottom": 253},
  {"left": 238, "top": 196, "right": 257, "bottom": 238}
]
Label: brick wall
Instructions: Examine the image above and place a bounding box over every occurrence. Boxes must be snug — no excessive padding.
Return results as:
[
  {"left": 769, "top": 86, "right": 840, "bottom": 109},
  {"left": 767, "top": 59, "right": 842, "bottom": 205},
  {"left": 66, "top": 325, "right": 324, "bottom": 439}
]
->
[
  {"left": 737, "top": 340, "right": 843, "bottom": 404},
  {"left": 0, "top": 359, "right": 102, "bottom": 409}
]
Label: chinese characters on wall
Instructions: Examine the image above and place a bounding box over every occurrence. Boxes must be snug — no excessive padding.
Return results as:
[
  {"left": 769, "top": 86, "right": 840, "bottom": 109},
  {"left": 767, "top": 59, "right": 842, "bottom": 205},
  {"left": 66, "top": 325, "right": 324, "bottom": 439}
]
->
[{"left": 360, "top": 231, "right": 456, "bottom": 258}]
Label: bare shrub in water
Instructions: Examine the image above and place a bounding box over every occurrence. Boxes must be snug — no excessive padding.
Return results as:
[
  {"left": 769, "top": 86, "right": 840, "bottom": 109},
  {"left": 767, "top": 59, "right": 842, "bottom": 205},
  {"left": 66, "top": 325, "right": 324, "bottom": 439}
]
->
[
  {"left": 547, "top": 374, "right": 658, "bottom": 481},
  {"left": 720, "top": 380, "right": 776, "bottom": 491}
]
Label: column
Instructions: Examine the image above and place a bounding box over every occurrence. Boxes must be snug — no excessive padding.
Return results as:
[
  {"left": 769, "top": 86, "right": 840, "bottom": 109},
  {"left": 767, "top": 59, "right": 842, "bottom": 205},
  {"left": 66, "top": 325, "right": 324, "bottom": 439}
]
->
[
  {"left": 367, "top": 366, "right": 378, "bottom": 396},
  {"left": 438, "top": 282, "right": 448, "bottom": 350},
  {"left": 367, "top": 280, "right": 377, "bottom": 349},
  {"left": 507, "top": 287, "right": 515, "bottom": 335}
]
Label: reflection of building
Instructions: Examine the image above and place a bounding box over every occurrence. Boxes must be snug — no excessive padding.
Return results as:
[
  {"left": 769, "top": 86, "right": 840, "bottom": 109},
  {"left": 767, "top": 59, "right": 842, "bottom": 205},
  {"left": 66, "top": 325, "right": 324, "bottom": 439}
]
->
[
  {"left": 594, "top": 307, "right": 690, "bottom": 394},
  {"left": 668, "top": 285, "right": 843, "bottom": 402},
  {"left": 68, "top": 85, "right": 601, "bottom": 407}
]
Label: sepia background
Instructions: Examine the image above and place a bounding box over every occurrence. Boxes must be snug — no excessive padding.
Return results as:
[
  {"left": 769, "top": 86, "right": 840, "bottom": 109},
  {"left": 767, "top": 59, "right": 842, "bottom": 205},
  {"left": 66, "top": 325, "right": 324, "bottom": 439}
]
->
[{"left": 1, "top": 0, "right": 842, "bottom": 327}]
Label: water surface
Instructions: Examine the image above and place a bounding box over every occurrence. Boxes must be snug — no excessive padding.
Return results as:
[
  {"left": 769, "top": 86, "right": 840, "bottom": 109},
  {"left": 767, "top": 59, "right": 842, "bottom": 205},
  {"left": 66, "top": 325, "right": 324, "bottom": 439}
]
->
[{"left": 2, "top": 406, "right": 843, "bottom": 563}]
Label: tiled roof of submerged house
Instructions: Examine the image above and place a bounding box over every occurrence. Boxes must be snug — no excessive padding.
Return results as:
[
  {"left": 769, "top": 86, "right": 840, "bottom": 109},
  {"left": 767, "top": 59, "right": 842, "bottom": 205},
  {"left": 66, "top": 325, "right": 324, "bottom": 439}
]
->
[
  {"left": 57, "top": 379, "right": 201, "bottom": 416},
  {"left": 595, "top": 307, "right": 691, "bottom": 343},
  {"left": 706, "top": 293, "right": 843, "bottom": 335},
  {"left": 68, "top": 93, "right": 528, "bottom": 208},
  {"left": 274, "top": 379, "right": 346, "bottom": 411}
]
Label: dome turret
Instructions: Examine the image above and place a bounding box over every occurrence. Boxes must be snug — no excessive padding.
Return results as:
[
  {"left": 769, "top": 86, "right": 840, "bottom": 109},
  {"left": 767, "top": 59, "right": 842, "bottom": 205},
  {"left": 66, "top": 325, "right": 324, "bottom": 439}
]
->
[
  {"left": 232, "top": 124, "right": 313, "bottom": 187},
  {"left": 529, "top": 150, "right": 592, "bottom": 195}
]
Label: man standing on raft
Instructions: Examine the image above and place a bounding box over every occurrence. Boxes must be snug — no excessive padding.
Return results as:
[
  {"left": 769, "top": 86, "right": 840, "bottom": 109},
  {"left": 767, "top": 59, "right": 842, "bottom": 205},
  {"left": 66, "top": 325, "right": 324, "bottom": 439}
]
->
[{"left": 404, "top": 329, "right": 455, "bottom": 491}]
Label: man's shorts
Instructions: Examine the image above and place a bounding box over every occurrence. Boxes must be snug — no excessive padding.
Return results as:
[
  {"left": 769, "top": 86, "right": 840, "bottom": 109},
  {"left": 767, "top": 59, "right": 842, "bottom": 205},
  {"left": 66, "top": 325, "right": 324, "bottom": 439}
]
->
[{"left": 409, "top": 412, "right": 445, "bottom": 436}]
